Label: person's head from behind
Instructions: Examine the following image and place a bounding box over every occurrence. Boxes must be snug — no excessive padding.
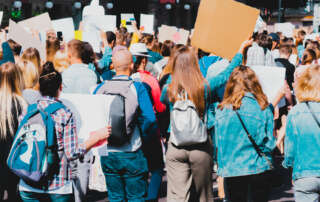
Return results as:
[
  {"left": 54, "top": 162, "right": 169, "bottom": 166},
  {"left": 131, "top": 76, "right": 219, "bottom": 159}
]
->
[
  {"left": 295, "top": 65, "right": 320, "bottom": 103},
  {"left": 279, "top": 44, "right": 292, "bottom": 59},
  {"left": 161, "top": 40, "right": 174, "bottom": 57},
  {"left": 39, "top": 62, "right": 62, "bottom": 98},
  {"left": 81, "top": 42, "right": 96, "bottom": 65},
  {"left": 268, "top": 33, "right": 280, "bottom": 50},
  {"left": 168, "top": 46, "right": 206, "bottom": 116},
  {"left": 7, "top": 39, "right": 22, "bottom": 57},
  {"left": 17, "top": 60, "right": 39, "bottom": 90},
  {"left": 130, "top": 43, "right": 150, "bottom": 72},
  {"left": 218, "top": 65, "right": 268, "bottom": 111},
  {"left": 298, "top": 30, "right": 306, "bottom": 41},
  {"left": 0, "top": 62, "right": 25, "bottom": 138},
  {"left": 106, "top": 31, "right": 116, "bottom": 49},
  {"left": 160, "top": 44, "right": 185, "bottom": 78},
  {"left": 21, "top": 47, "right": 41, "bottom": 74},
  {"left": 67, "top": 39, "right": 84, "bottom": 64},
  {"left": 112, "top": 49, "right": 134, "bottom": 76},
  {"left": 142, "top": 34, "right": 154, "bottom": 49},
  {"left": 258, "top": 33, "right": 272, "bottom": 51},
  {"left": 0, "top": 62, "right": 24, "bottom": 96},
  {"left": 116, "top": 33, "right": 126, "bottom": 46},
  {"left": 302, "top": 49, "right": 316, "bottom": 65},
  {"left": 53, "top": 51, "right": 69, "bottom": 73}
]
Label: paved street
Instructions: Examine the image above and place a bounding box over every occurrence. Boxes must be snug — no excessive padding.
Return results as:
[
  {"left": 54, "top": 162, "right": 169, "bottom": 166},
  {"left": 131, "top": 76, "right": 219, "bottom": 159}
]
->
[{"left": 88, "top": 173, "right": 295, "bottom": 202}]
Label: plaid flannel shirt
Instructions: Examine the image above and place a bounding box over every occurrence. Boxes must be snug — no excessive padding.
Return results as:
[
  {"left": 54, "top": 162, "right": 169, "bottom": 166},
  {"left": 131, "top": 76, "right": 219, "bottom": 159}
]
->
[{"left": 38, "top": 96, "right": 86, "bottom": 190}]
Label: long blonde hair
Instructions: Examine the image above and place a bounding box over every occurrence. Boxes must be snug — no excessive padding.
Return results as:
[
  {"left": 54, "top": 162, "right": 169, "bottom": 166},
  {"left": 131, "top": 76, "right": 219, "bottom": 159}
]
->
[
  {"left": 168, "top": 46, "right": 208, "bottom": 116},
  {"left": 0, "top": 62, "right": 26, "bottom": 139},
  {"left": 295, "top": 65, "right": 320, "bottom": 102},
  {"left": 218, "top": 65, "right": 269, "bottom": 110},
  {"left": 17, "top": 60, "right": 39, "bottom": 89},
  {"left": 21, "top": 48, "right": 42, "bottom": 74}
]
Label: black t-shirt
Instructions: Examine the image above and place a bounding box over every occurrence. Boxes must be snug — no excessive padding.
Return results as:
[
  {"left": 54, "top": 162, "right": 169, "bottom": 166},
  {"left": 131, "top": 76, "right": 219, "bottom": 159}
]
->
[{"left": 275, "top": 58, "right": 295, "bottom": 90}]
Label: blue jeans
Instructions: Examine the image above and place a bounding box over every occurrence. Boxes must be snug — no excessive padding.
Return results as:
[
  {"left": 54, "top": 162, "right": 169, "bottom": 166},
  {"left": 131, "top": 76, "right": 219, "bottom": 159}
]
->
[
  {"left": 146, "top": 169, "right": 164, "bottom": 201},
  {"left": 100, "top": 149, "right": 148, "bottom": 202},
  {"left": 294, "top": 177, "right": 320, "bottom": 202},
  {"left": 20, "top": 191, "right": 74, "bottom": 202}
]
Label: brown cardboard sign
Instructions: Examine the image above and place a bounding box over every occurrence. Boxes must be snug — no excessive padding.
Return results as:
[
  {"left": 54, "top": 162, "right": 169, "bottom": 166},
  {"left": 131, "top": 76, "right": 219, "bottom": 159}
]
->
[{"left": 191, "top": 0, "right": 259, "bottom": 60}]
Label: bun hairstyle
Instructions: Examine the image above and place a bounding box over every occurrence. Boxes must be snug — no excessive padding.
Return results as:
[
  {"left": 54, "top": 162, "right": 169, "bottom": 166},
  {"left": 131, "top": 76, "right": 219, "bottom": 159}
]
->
[{"left": 39, "top": 62, "right": 62, "bottom": 97}]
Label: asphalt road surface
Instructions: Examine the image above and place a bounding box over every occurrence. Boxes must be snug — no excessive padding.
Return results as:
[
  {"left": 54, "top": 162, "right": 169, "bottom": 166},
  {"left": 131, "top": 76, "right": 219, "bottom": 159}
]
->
[{"left": 88, "top": 172, "right": 295, "bottom": 202}]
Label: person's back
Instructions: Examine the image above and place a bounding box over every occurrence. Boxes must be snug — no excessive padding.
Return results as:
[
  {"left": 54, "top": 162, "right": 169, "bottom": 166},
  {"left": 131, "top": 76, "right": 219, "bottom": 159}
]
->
[
  {"left": 62, "top": 40, "right": 97, "bottom": 94},
  {"left": 215, "top": 65, "right": 275, "bottom": 202},
  {"left": 0, "top": 62, "right": 26, "bottom": 202},
  {"left": 96, "top": 49, "right": 157, "bottom": 202},
  {"left": 215, "top": 93, "right": 274, "bottom": 176},
  {"left": 283, "top": 66, "right": 320, "bottom": 202}
]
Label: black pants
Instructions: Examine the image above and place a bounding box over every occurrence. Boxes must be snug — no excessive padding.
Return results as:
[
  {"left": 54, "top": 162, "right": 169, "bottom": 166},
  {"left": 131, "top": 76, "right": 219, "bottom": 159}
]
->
[{"left": 224, "top": 172, "right": 271, "bottom": 202}]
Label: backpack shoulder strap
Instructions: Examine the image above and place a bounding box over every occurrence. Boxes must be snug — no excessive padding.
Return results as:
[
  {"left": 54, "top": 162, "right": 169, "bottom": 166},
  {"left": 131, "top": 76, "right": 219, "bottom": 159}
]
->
[
  {"left": 45, "top": 102, "right": 65, "bottom": 115},
  {"left": 43, "top": 102, "right": 65, "bottom": 148},
  {"left": 306, "top": 102, "right": 320, "bottom": 128},
  {"left": 235, "top": 111, "right": 274, "bottom": 169},
  {"left": 93, "top": 81, "right": 105, "bottom": 95}
]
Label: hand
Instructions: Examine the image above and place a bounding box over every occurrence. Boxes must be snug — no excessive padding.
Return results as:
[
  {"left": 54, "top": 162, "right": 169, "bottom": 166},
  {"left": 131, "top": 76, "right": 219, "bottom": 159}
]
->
[
  {"left": 239, "top": 39, "right": 253, "bottom": 53},
  {"left": 91, "top": 126, "right": 111, "bottom": 143}
]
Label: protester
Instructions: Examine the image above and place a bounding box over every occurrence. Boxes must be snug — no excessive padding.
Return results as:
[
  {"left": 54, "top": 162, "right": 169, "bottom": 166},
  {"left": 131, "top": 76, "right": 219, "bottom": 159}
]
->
[
  {"left": 0, "top": 40, "right": 15, "bottom": 65},
  {"left": 296, "top": 30, "right": 306, "bottom": 59},
  {"left": 81, "top": 41, "right": 102, "bottom": 84},
  {"left": 216, "top": 65, "right": 276, "bottom": 202},
  {"left": 142, "top": 35, "right": 163, "bottom": 64},
  {"left": 99, "top": 31, "right": 116, "bottom": 80},
  {"left": 0, "top": 62, "right": 27, "bottom": 202},
  {"left": 21, "top": 47, "right": 42, "bottom": 73},
  {"left": 46, "top": 30, "right": 60, "bottom": 62},
  {"left": 283, "top": 65, "right": 320, "bottom": 202},
  {"left": 62, "top": 39, "right": 97, "bottom": 94},
  {"left": 154, "top": 40, "right": 174, "bottom": 79},
  {"left": 246, "top": 33, "right": 275, "bottom": 66},
  {"left": 62, "top": 40, "right": 100, "bottom": 202},
  {"left": 160, "top": 45, "right": 213, "bottom": 202},
  {"left": 130, "top": 42, "right": 165, "bottom": 201},
  {"left": 301, "top": 48, "right": 317, "bottom": 65},
  {"left": 198, "top": 49, "right": 222, "bottom": 78},
  {"left": 8, "top": 39, "right": 22, "bottom": 62},
  {"left": 95, "top": 49, "right": 157, "bottom": 202},
  {"left": 18, "top": 61, "right": 111, "bottom": 202},
  {"left": 18, "top": 60, "right": 42, "bottom": 105}
]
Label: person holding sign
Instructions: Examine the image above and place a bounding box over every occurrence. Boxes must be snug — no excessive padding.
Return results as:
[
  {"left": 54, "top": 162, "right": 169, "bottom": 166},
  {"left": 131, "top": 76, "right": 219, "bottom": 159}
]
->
[{"left": 18, "top": 62, "right": 111, "bottom": 202}]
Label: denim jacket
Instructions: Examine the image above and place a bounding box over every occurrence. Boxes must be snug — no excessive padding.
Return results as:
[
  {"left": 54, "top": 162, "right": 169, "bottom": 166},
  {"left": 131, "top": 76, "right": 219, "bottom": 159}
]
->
[
  {"left": 283, "top": 102, "right": 320, "bottom": 180},
  {"left": 214, "top": 93, "right": 275, "bottom": 177}
]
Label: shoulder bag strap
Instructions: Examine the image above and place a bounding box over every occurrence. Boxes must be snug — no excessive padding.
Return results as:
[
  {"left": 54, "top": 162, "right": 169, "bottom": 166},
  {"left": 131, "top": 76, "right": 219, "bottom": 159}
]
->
[
  {"left": 306, "top": 102, "right": 320, "bottom": 128},
  {"left": 235, "top": 111, "right": 274, "bottom": 169}
]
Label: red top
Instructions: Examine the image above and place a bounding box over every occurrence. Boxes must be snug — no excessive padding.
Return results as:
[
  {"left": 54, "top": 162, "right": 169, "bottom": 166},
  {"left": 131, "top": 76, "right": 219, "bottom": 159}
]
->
[{"left": 136, "top": 70, "right": 166, "bottom": 113}]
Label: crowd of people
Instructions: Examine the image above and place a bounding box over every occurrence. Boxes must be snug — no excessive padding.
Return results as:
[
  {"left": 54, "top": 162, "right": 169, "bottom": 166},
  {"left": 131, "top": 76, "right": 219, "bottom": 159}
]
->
[{"left": 0, "top": 16, "right": 320, "bottom": 202}]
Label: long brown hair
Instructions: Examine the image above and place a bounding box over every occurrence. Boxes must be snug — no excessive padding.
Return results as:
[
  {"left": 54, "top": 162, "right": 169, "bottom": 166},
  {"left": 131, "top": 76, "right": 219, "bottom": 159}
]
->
[
  {"left": 218, "top": 65, "right": 268, "bottom": 110},
  {"left": 168, "top": 46, "right": 207, "bottom": 116}
]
